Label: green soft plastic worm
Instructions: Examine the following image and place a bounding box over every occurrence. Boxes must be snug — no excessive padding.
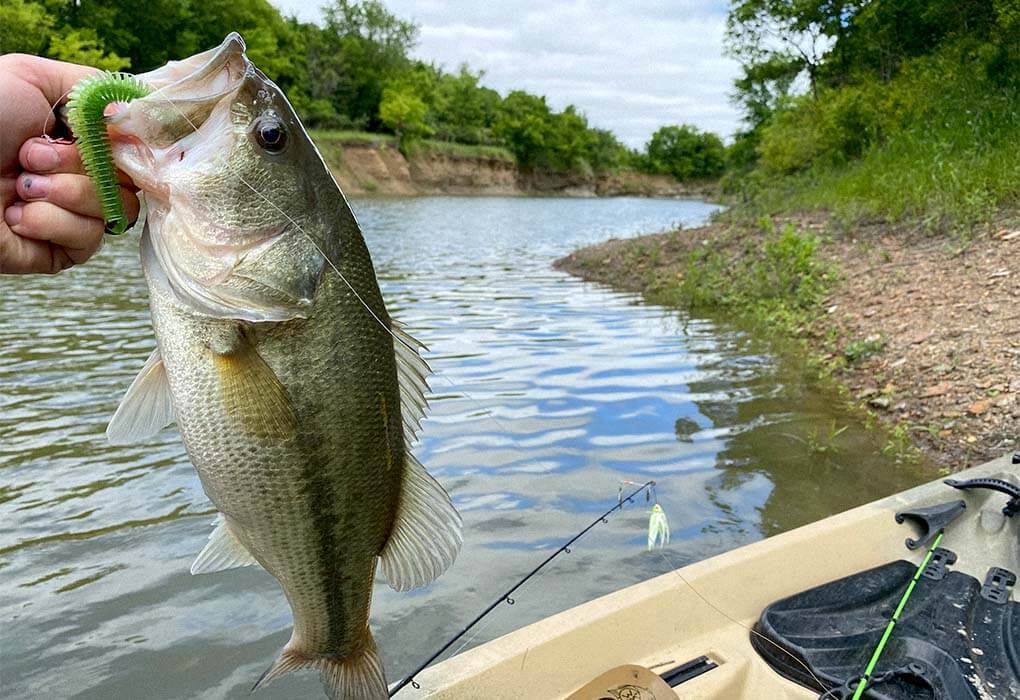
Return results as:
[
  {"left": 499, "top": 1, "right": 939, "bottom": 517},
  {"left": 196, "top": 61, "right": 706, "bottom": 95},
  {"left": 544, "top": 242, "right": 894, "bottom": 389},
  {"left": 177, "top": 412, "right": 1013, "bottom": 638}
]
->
[{"left": 66, "top": 72, "right": 150, "bottom": 235}]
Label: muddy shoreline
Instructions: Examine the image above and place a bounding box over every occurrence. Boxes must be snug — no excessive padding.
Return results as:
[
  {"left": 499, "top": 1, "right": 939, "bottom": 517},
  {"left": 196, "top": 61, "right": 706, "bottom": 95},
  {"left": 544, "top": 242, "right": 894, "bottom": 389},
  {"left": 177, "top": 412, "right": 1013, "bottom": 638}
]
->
[{"left": 555, "top": 216, "right": 1019, "bottom": 470}]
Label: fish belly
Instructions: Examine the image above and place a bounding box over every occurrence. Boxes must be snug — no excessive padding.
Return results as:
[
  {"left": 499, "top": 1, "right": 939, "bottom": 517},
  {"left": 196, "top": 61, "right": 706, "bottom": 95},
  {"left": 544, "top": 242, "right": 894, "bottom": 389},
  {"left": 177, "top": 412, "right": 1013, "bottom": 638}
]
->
[{"left": 150, "top": 272, "right": 404, "bottom": 658}]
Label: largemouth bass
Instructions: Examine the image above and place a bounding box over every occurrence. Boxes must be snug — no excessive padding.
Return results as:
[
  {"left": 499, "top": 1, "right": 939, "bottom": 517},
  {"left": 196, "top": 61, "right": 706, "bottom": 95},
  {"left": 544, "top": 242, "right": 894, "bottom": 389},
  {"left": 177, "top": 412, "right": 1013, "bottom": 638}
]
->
[{"left": 100, "top": 34, "right": 462, "bottom": 699}]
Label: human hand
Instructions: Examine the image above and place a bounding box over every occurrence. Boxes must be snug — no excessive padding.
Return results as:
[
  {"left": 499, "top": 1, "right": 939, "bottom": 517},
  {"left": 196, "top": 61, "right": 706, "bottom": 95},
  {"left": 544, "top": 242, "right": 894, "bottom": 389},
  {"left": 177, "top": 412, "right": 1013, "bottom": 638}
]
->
[{"left": 1, "top": 54, "right": 140, "bottom": 274}]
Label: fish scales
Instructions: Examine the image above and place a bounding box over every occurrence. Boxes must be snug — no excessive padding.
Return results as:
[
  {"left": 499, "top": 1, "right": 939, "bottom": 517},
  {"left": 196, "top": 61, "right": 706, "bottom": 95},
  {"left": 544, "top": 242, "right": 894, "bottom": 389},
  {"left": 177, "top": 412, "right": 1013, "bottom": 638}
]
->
[{"left": 100, "top": 34, "right": 462, "bottom": 699}]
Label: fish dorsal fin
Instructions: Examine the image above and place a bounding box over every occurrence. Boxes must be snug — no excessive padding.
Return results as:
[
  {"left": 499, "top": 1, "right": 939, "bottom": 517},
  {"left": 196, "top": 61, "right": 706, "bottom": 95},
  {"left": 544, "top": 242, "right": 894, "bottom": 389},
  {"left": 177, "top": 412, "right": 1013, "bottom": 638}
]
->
[
  {"left": 378, "top": 453, "right": 462, "bottom": 591},
  {"left": 191, "top": 513, "right": 259, "bottom": 575},
  {"left": 106, "top": 348, "right": 175, "bottom": 445},
  {"left": 393, "top": 322, "right": 430, "bottom": 445},
  {"left": 212, "top": 335, "right": 297, "bottom": 441}
]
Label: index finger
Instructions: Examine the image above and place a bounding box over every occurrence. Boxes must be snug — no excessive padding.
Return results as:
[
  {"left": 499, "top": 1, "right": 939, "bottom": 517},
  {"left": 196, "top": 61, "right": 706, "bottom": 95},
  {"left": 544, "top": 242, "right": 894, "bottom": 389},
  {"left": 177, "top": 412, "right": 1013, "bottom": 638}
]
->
[
  {"left": 19, "top": 138, "right": 136, "bottom": 186},
  {"left": 17, "top": 55, "right": 98, "bottom": 115}
]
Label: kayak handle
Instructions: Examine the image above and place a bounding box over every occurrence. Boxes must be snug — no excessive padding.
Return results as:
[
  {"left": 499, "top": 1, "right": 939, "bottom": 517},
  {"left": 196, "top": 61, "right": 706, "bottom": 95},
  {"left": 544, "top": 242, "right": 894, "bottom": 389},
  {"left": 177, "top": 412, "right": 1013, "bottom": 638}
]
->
[{"left": 945, "top": 477, "right": 1020, "bottom": 517}]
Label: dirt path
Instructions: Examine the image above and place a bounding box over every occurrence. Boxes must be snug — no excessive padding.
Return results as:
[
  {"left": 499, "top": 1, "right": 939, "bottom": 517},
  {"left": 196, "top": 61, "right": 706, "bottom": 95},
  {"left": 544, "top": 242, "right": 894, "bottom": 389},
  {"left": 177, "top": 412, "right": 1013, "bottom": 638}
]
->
[{"left": 556, "top": 219, "right": 1019, "bottom": 470}]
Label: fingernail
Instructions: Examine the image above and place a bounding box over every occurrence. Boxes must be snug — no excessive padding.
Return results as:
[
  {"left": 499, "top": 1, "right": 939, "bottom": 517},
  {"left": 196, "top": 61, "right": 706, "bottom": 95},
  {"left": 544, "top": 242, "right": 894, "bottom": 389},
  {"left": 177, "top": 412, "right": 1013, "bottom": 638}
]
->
[
  {"left": 19, "top": 174, "right": 50, "bottom": 199},
  {"left": 5, "top": 203, "right": 23, "bottom": 227},
  {"left": 26, "top": 142, "right": 60, "bottom": 171}
]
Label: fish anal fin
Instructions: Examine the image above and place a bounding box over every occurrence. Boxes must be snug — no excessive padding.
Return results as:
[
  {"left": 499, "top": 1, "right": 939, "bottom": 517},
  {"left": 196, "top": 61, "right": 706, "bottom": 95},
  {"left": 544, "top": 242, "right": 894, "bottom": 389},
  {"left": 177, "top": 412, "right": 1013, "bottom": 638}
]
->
[
  {"left": 212, "top": 337, "right": 296, "bottom": 441},
  {"left": 253, "top": 631, "right": 387, "bottom": 700},
  {"left": 106, "top": 348, "right": 175, "bottom": 445},
  {"left": 191, "top": 514, "right": 259, "bottom": 575},
  {"left": 378, "top": 453, "right": 462, "bottom": 592}
]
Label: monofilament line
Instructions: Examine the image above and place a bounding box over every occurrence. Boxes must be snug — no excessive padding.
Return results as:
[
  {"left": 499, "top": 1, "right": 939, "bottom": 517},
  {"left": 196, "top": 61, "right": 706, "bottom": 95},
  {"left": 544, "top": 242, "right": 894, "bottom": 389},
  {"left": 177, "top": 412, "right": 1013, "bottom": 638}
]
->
[
  {"left": 387, "top": 480, "right": 657, "bottom": 696},
  {"left": 138, "top": 86, "right": 809, "bottom": 698}
]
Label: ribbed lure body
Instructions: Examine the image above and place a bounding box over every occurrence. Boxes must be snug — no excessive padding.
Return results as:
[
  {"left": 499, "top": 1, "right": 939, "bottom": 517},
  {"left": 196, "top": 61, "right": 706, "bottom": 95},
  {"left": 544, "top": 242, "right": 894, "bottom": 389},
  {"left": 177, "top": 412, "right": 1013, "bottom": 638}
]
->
[{"left": 66, "top": 72, "right": 150, "bottom": 234}]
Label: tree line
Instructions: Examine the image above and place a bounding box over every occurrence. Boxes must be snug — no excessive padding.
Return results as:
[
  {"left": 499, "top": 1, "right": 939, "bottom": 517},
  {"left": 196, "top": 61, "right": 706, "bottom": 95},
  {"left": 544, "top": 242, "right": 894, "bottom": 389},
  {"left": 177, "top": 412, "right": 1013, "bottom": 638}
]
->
[
  {"left": 0, "top": 0, "right": 726, "bottom": 182},
  {"left": 725, "top": 0, "right": 1018, "bottom": 175}
]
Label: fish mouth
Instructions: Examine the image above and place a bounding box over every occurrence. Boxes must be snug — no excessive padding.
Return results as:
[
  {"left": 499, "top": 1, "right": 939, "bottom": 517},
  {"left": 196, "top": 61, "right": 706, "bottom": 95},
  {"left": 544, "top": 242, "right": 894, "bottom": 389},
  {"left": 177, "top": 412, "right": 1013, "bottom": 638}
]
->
[{"left": 106, "top": 33, "right": 257, "bottom": 188}]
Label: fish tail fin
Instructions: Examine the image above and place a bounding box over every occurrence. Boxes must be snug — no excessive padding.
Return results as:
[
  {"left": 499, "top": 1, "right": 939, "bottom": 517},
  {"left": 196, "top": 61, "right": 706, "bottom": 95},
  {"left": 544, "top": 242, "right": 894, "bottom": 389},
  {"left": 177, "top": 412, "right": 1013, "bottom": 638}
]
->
[
  {"left": 250, "top": 632, "right": 387, "bottom": 700},
  {"left": 251, "top": 644, "right": 317, "bottom": 693},
  {"left": 319, "top": 631, "right": 387, "bottom": 700}
]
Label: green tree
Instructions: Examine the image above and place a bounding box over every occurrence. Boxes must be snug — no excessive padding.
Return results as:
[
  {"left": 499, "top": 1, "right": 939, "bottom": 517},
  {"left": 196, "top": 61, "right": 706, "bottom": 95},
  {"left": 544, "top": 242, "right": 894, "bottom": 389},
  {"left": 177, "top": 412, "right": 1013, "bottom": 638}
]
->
[
  {"left": 0, "top": 0, "right": 52, "bottom": 55},
  {"left": 587, "top": 129, "right": 630, "bottom": 172},
  {"left": 493, "top": 91, "right": 556, "bottom": 169},
  {"left": 318, "top": 0, "right": 419, "bottom": 129},
  {"left": 646, "top": 125, "right": 726, "bottom": 181},
  {"left": 47, "top": 28, "right": 130, "bottom": 71},
  {"left": 429, "top": 65, "right": 501, "bottom": 144},
  {"left": 379, "top": 81, "right": 432, "bottom": 148}
]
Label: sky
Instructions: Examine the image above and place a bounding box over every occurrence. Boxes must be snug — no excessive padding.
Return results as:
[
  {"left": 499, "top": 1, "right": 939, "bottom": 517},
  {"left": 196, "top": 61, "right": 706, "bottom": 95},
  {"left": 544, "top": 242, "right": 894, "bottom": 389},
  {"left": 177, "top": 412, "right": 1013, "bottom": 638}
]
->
[{"left": 270, "top": 0, "right": 744, "bottom": 147}]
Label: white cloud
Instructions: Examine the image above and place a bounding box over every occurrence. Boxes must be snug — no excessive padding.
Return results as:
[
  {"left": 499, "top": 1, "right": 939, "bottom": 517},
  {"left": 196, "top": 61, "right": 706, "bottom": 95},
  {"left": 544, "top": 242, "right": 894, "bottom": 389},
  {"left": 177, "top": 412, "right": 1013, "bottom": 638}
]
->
[{"left": 270, "top": 0, "right": 743, "bottom": 146}]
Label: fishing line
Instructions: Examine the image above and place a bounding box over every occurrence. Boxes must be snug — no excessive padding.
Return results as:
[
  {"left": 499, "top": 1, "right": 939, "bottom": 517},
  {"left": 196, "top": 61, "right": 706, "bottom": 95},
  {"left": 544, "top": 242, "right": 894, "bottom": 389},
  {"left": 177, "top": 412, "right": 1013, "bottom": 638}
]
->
[
  {"left": 40, "top": 85, "right": 80, "bottom": 139},
  {"left": 104, "top": 79, "right": 809, "bottom": 698},
  {"left": 388, "top": 480, "right": 657, "bottom": 696},
  {"left": 136, "top": 83, "right": 604, "bottom": 483},
  {"left": 651, "top": 545, "right": 829, "bottom": 692}
]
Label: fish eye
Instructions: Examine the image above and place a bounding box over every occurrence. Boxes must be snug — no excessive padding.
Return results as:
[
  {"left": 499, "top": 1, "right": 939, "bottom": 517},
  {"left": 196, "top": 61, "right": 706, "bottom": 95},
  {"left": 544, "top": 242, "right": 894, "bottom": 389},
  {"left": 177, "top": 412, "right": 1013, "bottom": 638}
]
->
[{"left": 253, "top": 116, "right": 288, "bottom": 154}]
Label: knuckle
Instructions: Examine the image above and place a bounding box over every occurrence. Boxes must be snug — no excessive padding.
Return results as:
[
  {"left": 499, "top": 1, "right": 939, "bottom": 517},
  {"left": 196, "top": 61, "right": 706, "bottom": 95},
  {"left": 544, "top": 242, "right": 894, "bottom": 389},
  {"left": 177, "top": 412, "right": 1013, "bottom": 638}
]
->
[
  {"left": 0, "top": 54, "right": 30, "bottom": 73},
  {"left": 50, "top": 175, "right": 95, "bottom": 212},
  {"left": 52, "top": 144, "right": 84, "bottom": 172},
  {"left": 19, "top": 202, "right": 51, "bottom": 232}
]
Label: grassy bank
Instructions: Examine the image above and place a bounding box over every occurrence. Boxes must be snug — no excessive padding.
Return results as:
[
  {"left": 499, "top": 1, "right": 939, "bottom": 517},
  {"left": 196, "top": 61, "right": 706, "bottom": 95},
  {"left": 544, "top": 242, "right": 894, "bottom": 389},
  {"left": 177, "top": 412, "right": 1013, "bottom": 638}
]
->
[
  {"left": 310, "top": 129, "right": 515, "bottom": 162},
  {"left": 730, "top": 44, "right": 1019, "bottom": 234}
]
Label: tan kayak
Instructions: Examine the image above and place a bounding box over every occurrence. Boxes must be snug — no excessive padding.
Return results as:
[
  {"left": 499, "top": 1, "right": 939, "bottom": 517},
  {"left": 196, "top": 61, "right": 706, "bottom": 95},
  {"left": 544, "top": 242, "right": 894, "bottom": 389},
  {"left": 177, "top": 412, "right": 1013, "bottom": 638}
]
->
[{"left": 410, "top": 454, "right": 1019, "bottom": 699}]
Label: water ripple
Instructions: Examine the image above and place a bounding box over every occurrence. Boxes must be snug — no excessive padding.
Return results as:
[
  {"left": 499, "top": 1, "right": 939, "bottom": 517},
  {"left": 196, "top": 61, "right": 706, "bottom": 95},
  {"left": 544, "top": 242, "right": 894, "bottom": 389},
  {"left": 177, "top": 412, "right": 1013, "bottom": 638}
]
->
[{"left": 1, "top": 196, "right": 924, "bottom": 699}]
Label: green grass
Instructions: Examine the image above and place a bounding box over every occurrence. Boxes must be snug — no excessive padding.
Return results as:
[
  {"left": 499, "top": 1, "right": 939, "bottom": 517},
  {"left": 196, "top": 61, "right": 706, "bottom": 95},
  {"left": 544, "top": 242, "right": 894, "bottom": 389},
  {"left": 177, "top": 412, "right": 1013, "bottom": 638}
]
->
[
  {"left": 656, "top": 220, "right": 834, "bottom": 331},
  {"left": 745, "top": 121, "right": 1020, "bottom": 232},
  {"left": 309, "top": 129, "right": 514, "bottom": 162},
  {"left": 734, "top": 44, "right": 1020, "bottom": 234},
  {"left": 415, "top": 139, "right": 514, "bottom": 162},
  {"left": 309, "top": 129, "right": 396, "bottom": 147}
]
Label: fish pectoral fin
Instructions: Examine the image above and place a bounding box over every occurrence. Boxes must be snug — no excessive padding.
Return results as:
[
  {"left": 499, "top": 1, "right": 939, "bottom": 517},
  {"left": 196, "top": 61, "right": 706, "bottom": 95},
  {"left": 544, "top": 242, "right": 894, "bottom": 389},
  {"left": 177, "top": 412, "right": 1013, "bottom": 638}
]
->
[
  {"left": 191, "top": 514, "right": 259, "bottom": 575},
  {"left": 253, "top": 630, "right": 386, "bottom": 700},
  {"left": 212, "top": 335, "right": 297, "bottom": 441},
  {"left": 378, "top": 453, "right": 462, "bottom": 592},
  {"left": 393, "top": 322, "right": 431, "bottom": 445},
  {"left": 106, "top": 348, "right": 175, "bottom": 445}
]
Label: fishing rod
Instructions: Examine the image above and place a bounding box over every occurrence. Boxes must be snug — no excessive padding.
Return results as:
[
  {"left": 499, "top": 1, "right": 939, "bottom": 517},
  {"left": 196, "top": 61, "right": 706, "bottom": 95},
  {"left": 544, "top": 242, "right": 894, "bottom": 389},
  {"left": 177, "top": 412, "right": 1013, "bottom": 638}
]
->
[
  {"left": 842, "top": 531, "right": 945, "bottom": 700},
  {"left": 388, "top": 479, "right": 657, "bottom": 696}
]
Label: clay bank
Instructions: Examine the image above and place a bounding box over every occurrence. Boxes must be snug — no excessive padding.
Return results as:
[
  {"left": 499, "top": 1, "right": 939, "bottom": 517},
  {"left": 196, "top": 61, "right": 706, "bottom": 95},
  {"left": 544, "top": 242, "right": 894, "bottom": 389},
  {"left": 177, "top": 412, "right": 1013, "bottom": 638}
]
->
[{"left": 311, "top": 132, "right": 716, "bottom": 198}]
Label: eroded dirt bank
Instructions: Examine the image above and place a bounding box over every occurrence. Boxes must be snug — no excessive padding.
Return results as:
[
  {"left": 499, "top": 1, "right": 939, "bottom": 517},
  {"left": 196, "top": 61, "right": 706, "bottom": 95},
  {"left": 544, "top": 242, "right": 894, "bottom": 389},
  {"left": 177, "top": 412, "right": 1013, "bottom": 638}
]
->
[
  {"left": 555, "top": 217, "right": 1019, "bottom": 470},
  {"left": 315, "top": 139, "right": 713, "bottom": 198}
]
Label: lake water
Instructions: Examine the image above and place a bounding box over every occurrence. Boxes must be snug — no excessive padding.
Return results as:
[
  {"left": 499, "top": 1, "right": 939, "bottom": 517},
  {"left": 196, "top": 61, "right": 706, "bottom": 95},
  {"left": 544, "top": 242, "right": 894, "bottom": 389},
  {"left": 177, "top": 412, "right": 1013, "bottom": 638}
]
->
[{"left": 1, "top": 196, "right": 927, "bottom": 699}]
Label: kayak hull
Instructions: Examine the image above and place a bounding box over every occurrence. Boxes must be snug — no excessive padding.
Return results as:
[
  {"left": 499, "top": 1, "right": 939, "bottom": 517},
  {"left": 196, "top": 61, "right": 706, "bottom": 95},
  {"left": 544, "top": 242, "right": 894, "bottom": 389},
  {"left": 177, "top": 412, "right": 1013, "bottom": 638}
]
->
[{"left": 413, "top": 455, "right": 1019, "bottom": 699}]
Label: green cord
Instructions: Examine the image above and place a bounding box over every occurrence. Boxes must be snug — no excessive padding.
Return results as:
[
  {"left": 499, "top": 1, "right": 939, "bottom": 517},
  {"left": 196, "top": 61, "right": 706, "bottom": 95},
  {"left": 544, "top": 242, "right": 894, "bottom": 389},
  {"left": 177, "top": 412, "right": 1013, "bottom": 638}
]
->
[
  {"left": 849, "top": 530, "right": 944, "bottom": 700},
  {"left": 65, "top": 72, "right": 150, "bottom": 235}
]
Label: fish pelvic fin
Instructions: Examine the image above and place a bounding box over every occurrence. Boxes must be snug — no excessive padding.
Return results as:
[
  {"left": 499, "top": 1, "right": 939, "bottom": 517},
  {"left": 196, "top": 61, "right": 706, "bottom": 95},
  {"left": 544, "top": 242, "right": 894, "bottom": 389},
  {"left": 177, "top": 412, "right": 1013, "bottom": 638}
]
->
[
  {"left": 252, "top": 632, "right": 387, "bottom": 700},
  {"left": 106, "top": 348, "right": 175, "bottom": 444},
  {"left": 378, "top": 453, "right": 462, "bottom": 592}
]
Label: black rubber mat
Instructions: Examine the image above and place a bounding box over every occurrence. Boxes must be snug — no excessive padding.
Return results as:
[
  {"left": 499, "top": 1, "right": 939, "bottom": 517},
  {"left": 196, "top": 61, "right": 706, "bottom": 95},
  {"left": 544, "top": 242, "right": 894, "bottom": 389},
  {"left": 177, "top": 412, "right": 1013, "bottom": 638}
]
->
[{"left": 751, "top": 559, "right": 1020, "bottom": 699}]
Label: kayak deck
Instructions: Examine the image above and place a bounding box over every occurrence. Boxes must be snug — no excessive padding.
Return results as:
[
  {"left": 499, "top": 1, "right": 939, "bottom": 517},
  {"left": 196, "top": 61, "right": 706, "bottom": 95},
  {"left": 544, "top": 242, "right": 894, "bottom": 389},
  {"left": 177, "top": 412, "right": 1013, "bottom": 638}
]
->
[{"left": 411, "top": 455, "right": 1018, "bottom": 699}]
